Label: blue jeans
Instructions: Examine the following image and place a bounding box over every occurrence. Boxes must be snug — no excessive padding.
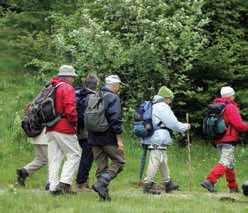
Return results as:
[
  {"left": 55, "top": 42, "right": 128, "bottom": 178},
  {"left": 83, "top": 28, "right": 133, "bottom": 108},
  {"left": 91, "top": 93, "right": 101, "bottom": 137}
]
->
[{"left": 76, "top": 139, "right": 94, "bottom": 184}]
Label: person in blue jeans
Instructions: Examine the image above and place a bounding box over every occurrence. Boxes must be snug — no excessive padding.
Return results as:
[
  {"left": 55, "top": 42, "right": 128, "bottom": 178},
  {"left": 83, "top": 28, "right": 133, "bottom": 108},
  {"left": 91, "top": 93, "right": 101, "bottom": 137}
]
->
[{"left": 75, "top": 74, "right": 99, "bottom": 192}]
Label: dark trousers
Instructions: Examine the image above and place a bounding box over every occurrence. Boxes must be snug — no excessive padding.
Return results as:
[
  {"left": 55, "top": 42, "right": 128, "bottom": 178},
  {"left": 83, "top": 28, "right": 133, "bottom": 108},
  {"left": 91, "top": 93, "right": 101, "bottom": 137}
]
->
[
  {"left": 76, "top": 139, "right": 94, "bottom": 184},
  {"left": 92, "top": 145, "right": 126, "bottom": 179}
]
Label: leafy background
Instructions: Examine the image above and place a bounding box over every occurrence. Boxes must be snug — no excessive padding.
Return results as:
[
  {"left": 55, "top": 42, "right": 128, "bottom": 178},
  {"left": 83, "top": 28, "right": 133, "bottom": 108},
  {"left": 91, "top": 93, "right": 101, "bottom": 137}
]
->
[{"left": 0, "top": 0, "right": 247, "bottom": 142}]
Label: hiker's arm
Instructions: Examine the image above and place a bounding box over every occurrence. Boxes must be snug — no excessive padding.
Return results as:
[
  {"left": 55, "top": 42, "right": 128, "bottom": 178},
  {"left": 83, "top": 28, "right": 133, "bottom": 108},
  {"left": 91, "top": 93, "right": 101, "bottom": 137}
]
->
[
  {"left": 62, "top": 86, "right": 78, "bottom": 124},
  {"left": 157, "top": 104, "right": 189, "bottom": 132},
  {"left": 226, "top": 105, "right": 248, "bottom": 131},
  {"left": 116, "top": 134, "right": 124, "bottom": 152},
  {"left": 105, "top": 95, "right": 122, "bottom": 134}
]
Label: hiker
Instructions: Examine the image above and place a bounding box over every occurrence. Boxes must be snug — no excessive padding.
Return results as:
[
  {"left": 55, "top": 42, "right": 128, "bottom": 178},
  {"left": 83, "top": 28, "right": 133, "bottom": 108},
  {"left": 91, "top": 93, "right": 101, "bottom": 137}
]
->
[
  {"left": 141, "top": 86, "right": 191, "bottom": 194},
  {"left": 75, "top": 74, "right": 99, "bottom": 192},
  {"left": 46, "top": 65, "right": 81, "bottom": 195},
  {"left": 89, "top": 75, "right": 126, "bottom": 201},
  {"left": 242, "top": 181, "right": 248, "bottom": 196},
  {"left": 16, "top": 127, "right": 49, "bottom": 189},
  {"left": 201, "top": 86, "right": 248, "bottom": 193}
]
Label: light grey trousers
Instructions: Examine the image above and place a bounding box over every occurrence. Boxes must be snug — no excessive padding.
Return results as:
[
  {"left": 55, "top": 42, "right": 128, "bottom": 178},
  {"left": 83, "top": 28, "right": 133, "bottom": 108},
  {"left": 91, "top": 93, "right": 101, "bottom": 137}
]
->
[{"left": 24, "top": 144, "right": 48, "bottom": 176}]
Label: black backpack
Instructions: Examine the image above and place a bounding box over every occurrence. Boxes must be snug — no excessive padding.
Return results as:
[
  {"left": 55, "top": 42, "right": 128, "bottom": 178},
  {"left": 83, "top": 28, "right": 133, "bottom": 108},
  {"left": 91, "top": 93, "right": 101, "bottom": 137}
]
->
[
  {"left": 203, "top": 102, "right": 230, "bottom": 140},
  {"left": 21, "top": 82, "right": 64, "bottom": 137}
]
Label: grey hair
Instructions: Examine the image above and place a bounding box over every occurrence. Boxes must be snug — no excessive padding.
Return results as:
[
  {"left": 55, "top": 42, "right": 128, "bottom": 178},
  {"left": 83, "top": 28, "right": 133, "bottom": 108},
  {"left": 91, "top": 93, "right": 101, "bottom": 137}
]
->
[{"left": 84, "top": 74, "right": 99, "bottom": 90}]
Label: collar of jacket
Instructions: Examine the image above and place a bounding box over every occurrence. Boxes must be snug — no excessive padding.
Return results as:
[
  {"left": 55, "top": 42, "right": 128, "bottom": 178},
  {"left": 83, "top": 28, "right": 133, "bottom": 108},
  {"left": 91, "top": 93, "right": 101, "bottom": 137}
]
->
[
  {"left": 213, "top": 97, "right": 237, "bottom": 106},
  {"left": 152, "top": 95, "right": 165, "bottom": 104},
  {"left": 101, "top": 86, "right": 115, "bottom": 94}
]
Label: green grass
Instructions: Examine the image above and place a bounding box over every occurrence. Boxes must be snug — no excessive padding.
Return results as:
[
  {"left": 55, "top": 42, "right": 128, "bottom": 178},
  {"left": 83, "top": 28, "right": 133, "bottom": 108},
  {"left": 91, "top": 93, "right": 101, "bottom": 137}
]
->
[{"left": 1, "top": 57, "right": 248, "bottom": 212}]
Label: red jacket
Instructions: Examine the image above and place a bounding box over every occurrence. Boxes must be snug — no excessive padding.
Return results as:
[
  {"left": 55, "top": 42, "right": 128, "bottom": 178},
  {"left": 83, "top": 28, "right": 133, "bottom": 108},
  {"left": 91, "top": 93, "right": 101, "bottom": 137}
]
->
[
  {"left": 46, "top": 77, "right": 77, "bottom": 134},
  {"left": 213, "top": 97, "right": 248, "bottom": 145}
]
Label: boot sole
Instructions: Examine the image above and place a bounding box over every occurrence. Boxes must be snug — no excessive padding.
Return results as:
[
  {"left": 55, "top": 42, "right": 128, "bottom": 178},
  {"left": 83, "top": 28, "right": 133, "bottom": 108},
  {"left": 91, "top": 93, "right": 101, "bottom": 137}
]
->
[
  {"left": 165, "top": 186, "right": 179, "bottom": 193},
  {"left": 201, "top": 182, "right": 216, "bottom": 193},
  {"left": 144, "top": 191, "right": 161, "bottom": 195},
  {"left": 92, "top": 184, "right": 111, "bottom": 201}
]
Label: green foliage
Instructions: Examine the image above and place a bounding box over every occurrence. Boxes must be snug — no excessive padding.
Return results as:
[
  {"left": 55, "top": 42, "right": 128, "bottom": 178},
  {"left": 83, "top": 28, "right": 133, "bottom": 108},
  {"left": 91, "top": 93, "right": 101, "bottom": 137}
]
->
[{"left": 0, "top": 0, "right": 247, "bottom": 139}]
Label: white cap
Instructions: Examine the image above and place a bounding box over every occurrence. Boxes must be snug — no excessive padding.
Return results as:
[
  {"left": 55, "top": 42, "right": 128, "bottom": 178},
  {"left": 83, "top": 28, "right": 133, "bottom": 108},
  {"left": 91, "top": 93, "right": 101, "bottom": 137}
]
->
[
  {"left": 58, "top": 65, "right": 78, "bottom": 77},
  {"left": 105, "top": 75, "right": 125, "bottom": 85},
  {"left": 220, "top": 86, "right": 235, "bottom": 98}
]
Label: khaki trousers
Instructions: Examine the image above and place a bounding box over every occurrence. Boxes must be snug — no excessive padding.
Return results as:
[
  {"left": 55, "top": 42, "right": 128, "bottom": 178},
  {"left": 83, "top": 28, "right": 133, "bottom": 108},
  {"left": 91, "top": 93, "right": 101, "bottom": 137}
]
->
[
  {"left": 24, "top": 144, "right": 48, "bottom": 176},
  {"left": 144, "top": 149, "right": 170, "bottom": 183},
  {"left": 92, "top": 145, "right": 126, "bottom": 179}
]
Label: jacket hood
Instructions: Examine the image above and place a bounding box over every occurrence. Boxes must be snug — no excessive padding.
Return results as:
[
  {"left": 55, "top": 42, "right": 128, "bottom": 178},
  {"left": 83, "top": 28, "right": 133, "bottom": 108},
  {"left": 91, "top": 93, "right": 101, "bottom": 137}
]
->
[
  {"left": 101, "top": 86, "right": 115, "bottom": 93},
  {"left": 50, "top": 76, "right": 68, "bottom": 85},
  {"left": 213, "top": 97, "right": 237, "bottom": 106},
  {"left": 153, "top": 95, "right": 165, "bottom": 103}
]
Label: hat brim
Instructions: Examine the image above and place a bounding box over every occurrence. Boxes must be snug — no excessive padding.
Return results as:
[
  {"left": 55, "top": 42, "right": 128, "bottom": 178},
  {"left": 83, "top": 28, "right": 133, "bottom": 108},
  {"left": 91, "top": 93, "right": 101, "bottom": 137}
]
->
[{"left": 120, "top": 82, "right": 125, "bottom": 85}]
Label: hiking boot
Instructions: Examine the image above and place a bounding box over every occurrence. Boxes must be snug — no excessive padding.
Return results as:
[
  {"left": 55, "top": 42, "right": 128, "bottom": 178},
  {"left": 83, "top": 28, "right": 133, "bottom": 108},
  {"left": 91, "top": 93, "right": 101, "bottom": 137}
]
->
[
  {"left": 92, "top": 173, "right": 111, "bottom": 201},
  {"left": 45, "top": 183, "right": 50, "bottom": 191},
  {"left": 55, "top": 182, "right": 77, "bottom": 195},
  {"left": 16, "top": 168, "right": 29, "bottom": 186},
  {"left": 75, "top": 182, "right": 93, "bottom": 192},
  {"left": 164, "top": 180, "right": 179, "bottom": 193},
  {"left": 49, "top": 190, "right": 60, "bottom": 196},
  {"left": 143, "top": 182, "right": 161, "bottom": 195},
  {"left": 201, "top": 180, "right": 216, "bottom": 192},
  {"left": 242, "top": 182, "right": 248, "bottom": 196},
  {"left": 229, "top": 187, "right": 239, "bottom": 193}
]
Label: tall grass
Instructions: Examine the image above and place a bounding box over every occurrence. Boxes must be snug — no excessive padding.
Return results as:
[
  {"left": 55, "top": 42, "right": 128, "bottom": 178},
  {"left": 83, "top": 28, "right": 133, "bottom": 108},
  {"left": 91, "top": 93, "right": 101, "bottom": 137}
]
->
[{"left": 0, "top": 58, "right": 248, "bottom": 212}]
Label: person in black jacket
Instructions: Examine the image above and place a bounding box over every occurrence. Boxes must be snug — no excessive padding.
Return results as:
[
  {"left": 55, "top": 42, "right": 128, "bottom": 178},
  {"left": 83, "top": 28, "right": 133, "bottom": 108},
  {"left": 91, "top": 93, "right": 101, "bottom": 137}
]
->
[
  {"left": 89, "top": 75, "right": 126, "bottom": 201},
  {"left": 75, "top": 74, "right": 99, "bottom": 192}
]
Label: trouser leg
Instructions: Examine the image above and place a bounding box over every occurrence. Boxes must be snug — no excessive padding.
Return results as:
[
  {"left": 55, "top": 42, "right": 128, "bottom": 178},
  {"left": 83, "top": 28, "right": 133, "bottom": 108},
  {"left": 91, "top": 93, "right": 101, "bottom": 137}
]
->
[
  {"left": 24, "top": 144, "right": 48, "bottom": 176},
  {"left": 55, "top": 133, "right": 81, "bottom": 185},
  {"left": 144, "top": 150, "right": 161, "bottom": 183},
  {"left": 47, "top": 132, "right": 64, "bottom": 191},
  {"left": 76, "top": 139, "right": 93, "bottom": 184}
]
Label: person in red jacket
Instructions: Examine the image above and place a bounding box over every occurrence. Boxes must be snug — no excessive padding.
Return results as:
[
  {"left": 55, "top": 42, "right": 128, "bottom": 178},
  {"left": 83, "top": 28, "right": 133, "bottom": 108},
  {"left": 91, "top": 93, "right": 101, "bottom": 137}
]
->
[
  {"left": 201, "top": 86, "right": 248, "bottom": 193},
  {"left": 46, "top": 65, "right": 81, "bottom": 195}
]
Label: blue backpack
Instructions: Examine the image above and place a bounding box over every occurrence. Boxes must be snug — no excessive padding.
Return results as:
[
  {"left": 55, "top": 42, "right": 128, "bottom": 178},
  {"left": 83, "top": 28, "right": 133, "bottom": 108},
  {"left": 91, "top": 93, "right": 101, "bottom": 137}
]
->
[{"left": 133, "top": 101, "right": 160, "bottom": 138}]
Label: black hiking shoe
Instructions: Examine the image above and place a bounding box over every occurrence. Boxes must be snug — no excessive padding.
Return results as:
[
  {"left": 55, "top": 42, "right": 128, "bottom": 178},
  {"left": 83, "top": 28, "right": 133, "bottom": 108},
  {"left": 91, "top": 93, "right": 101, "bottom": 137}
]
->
[
  {"left": 55, "top": 182, "right": 77, "bottom": 195},
  {"left": 143, "top": 182, "right": 161, "bottom": 195},
  {"left": 242, "top": 182, "right": 248, "bottom": 196},
  {"left": 201, "top": 180, "right": 216, "bottom": 192},
  {"left": 164, "top": 180, "right": 179, "bottom": 193},
  {"left": 92, "top": 181, "right": 111, "bottom": 201},
  {"left": 229, "top": 187, "right": 239, "bottom": 193},
  {"left": 16, "top": 168, "right": 29, "bottom": 186},
  {"left": 45, "top": 183, "right": 50, "bottom": 191}
]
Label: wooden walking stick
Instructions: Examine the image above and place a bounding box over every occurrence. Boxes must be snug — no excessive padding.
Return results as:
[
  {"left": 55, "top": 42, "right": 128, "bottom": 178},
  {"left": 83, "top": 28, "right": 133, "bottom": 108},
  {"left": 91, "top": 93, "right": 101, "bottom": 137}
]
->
[{"left": 186, "top": 113, "right": 192, "bottom": 191}]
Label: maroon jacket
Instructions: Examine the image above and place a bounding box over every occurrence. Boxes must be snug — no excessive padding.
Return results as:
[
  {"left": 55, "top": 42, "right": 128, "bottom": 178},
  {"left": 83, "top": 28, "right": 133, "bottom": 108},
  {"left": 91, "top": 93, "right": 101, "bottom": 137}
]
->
[
  {"left": 213, "top": 97, "right": 248, "bottom": 145},
  {"left": 46, "top": 77, "right": 77, "bottom": 134}
]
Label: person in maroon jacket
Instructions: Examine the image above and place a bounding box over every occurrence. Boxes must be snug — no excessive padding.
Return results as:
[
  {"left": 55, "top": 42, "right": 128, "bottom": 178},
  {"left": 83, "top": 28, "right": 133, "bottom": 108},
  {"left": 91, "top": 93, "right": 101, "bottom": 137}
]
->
[
  {"left": 46, "top": 65, "right": 81, "bottom": 195},
  {"left": 201, "top": 86, "right": 248, "bottom": 193}
]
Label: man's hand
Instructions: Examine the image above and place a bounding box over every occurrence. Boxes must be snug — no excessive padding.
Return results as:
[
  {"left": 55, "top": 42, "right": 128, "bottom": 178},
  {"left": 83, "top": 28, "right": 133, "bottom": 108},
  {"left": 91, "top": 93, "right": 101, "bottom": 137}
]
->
[{"left": 117, "top": 141, "right": 124, "bottom": 152}]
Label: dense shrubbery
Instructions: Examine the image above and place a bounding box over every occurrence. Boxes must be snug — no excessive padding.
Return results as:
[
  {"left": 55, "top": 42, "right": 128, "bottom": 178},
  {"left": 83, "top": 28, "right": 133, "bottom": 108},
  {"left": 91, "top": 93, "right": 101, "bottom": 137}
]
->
[{"left": 0, "top": 0, "right": 247, "bottom": 141}]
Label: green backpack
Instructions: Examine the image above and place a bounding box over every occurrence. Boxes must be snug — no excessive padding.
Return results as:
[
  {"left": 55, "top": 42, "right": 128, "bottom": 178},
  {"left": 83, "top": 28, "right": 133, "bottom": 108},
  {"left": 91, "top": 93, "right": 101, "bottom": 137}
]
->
[{"left": 84, "top": 91, "right": 110, "bottom": 133}]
